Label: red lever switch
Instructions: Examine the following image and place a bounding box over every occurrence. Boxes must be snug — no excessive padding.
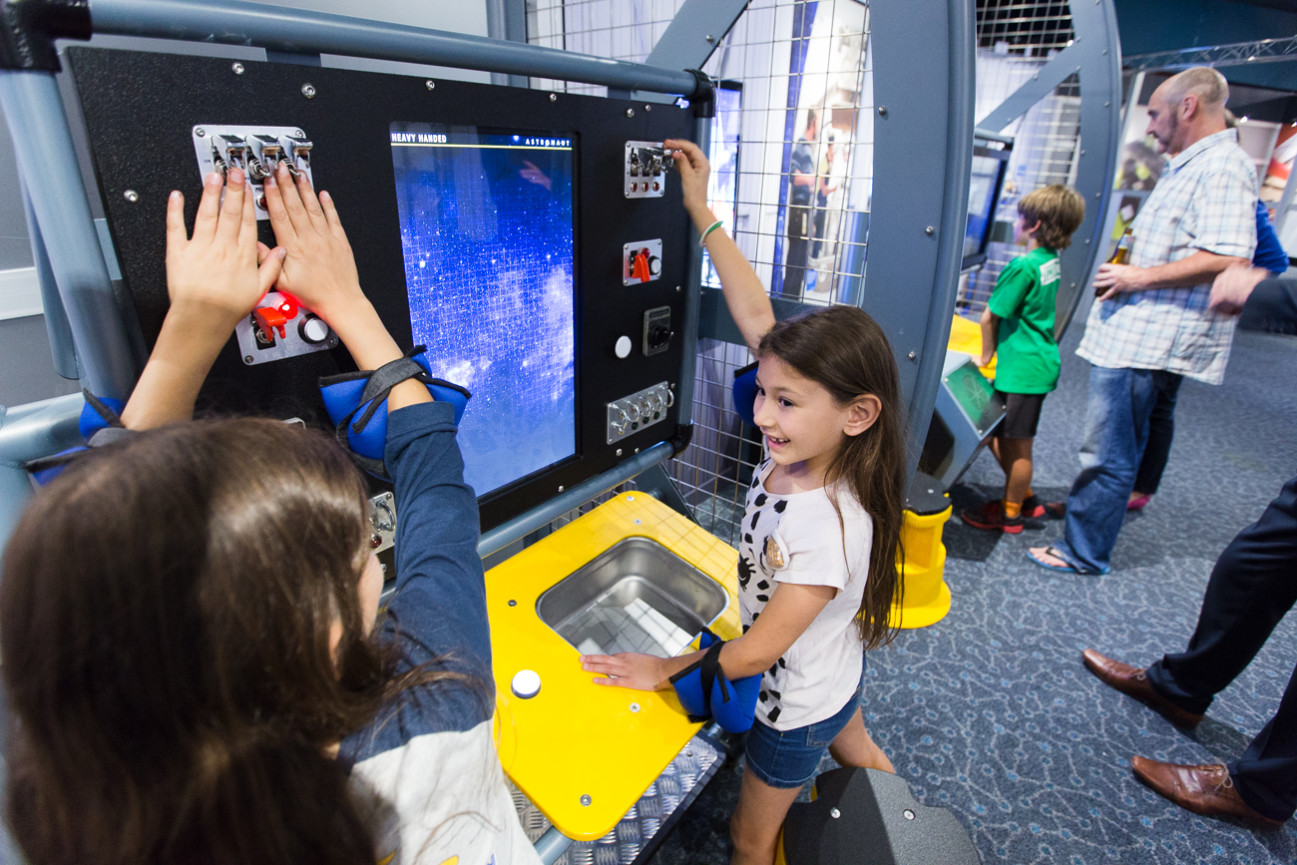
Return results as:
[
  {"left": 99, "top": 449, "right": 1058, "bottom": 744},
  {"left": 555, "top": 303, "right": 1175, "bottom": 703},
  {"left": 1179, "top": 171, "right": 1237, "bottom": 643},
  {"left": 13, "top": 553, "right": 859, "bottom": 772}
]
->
[
  {"left": 254, "top": 306, "right": 289, "bottom": 343},
  {"left": 631, "top": 248, "right": 651, "bottom": 282}
]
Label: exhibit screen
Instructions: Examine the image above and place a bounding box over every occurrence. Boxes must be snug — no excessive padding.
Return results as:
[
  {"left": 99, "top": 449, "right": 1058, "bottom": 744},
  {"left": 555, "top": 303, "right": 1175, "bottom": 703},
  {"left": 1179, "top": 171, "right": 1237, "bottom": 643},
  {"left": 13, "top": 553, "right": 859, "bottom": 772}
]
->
[
  {"left": 963, "top": 146, "right": 1010, "bottom": 267},
  {"left": 390, "top": 123, "right": 577, "bottom": 496}
]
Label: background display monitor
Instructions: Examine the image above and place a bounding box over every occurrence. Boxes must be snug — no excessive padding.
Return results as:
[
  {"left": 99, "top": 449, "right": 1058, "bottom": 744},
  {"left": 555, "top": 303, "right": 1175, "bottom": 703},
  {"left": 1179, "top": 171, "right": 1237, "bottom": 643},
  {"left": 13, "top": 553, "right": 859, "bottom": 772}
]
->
[
  {"left": 963, "top": 139, "right": 1012, "bottom": 270},
  {"left": 390, "top": 123, "right": 578, "bottom": 496}
]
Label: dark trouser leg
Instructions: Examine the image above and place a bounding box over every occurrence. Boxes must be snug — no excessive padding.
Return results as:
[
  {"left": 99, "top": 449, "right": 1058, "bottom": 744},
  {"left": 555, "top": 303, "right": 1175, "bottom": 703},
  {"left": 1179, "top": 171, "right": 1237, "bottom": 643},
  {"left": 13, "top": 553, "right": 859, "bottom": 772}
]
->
[
  {"left": 1133, "top": 373, "right": 1183, "bottom": 496},
  {"left": 782, "top": 206, "right": 810, "bottom": 298},
  {"left": 1144, "top": 475, "right": 1297, "bottom": 819},
  {"left": 1231, "top": 663, "right": 1297, "bottom": 821}
]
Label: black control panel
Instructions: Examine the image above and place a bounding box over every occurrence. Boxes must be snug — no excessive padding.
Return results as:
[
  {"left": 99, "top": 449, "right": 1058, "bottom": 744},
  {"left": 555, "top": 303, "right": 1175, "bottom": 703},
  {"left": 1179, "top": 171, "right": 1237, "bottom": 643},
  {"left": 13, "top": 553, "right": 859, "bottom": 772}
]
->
[{"left": 66, "top": 47, "right": 701, "bottom": 531}]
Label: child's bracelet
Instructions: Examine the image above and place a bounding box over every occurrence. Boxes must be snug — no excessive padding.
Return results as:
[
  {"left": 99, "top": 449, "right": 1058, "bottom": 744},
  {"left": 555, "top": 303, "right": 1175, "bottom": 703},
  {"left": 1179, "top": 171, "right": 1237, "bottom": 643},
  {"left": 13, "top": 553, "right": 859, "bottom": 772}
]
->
[{"left": 698, "top": 219, "right": 724, "bottom": 247}]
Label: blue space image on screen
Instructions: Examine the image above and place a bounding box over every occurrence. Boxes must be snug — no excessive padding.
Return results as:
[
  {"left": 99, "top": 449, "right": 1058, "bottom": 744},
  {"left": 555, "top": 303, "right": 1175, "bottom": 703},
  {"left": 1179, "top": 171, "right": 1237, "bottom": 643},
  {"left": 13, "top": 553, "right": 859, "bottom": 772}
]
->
[{"left": 390, "top": 123, "right": 576, "bottom": 496}]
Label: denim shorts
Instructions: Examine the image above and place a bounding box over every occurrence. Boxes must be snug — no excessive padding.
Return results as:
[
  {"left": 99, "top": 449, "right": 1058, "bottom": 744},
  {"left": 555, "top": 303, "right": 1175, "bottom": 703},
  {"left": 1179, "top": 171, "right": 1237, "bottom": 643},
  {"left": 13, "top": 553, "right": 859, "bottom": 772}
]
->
[{"left": 743, "top": 671, "right": 864, "bottom": 789}]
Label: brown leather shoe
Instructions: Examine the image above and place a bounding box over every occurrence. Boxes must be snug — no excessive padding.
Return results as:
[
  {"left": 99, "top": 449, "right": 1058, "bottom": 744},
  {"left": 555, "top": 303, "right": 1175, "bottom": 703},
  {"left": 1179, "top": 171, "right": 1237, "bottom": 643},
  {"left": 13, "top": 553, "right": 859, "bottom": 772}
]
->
[
  {"left": 1131, "top": 758, "right": 1286, "bottom": 829},
  {"left": 1082, "top": 649, "right": 1204, "bottom": 729}
]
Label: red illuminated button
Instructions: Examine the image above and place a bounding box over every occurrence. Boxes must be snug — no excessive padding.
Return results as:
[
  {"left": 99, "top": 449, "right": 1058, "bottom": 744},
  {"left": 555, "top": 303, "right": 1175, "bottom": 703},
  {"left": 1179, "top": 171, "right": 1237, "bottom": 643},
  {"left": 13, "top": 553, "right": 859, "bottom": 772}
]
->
[{"left": 276, "top": 293, "right": 300, "bottom": 319}]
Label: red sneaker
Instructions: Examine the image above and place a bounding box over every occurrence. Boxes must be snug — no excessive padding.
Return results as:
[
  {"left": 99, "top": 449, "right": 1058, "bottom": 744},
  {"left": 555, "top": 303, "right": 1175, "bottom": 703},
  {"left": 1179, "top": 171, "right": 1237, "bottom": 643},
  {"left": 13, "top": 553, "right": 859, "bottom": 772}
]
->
[
  {"left": 960, "top": 500, "right": 1024, "bottom": 534},
  {"left": 1021, "top": 495, "right": 1047, "bottom": 519}
]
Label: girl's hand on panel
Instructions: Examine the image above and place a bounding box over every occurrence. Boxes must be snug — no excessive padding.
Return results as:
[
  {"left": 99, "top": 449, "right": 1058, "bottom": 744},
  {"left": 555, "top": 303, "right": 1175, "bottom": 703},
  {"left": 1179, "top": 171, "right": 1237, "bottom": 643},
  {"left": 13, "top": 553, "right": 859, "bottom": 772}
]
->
[
  {"left": 262, "top": 162, "right": 366, "bottom": 322},
  {"left": 164, "top": 168, "right": 284, "bottom": 330},
  {"left": 664, "top": 138, "right": 713, "bottom": 228},
  {"left": 581, "top": 652, "right": 671, "bottom": 691}
]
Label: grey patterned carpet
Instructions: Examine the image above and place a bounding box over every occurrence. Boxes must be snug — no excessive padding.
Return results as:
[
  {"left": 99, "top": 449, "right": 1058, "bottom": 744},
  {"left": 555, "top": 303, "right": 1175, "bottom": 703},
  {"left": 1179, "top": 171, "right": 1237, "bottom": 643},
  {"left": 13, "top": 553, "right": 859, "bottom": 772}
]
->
[{"left": 649, "top": 323, "right": 1297, "bottom": 865}]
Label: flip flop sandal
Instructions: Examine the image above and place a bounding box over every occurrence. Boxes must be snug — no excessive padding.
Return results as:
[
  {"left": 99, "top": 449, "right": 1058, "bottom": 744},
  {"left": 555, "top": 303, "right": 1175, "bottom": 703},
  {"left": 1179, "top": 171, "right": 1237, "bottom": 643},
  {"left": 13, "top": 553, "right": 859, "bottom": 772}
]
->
[{"left": 1027, "top": 546, "right": 1079, "bottom": 573}]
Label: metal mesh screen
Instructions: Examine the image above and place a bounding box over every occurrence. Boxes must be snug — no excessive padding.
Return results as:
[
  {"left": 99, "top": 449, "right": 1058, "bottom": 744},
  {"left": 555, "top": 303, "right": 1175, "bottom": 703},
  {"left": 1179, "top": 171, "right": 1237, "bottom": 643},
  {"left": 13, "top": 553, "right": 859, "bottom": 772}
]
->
[
  {"left": 526, "top": 0, "right": 876, "bottom": 545},
  {"left": 961, "top": 0, "right": 1082, "bottom": 313}
]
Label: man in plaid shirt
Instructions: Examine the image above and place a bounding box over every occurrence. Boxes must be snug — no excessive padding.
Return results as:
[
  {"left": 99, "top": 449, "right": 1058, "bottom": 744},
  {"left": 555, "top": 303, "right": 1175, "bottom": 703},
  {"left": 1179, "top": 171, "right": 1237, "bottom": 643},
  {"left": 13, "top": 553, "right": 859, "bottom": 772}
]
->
[{"left": 1029, "top": 67, "right": 1257, "bottom": 575}]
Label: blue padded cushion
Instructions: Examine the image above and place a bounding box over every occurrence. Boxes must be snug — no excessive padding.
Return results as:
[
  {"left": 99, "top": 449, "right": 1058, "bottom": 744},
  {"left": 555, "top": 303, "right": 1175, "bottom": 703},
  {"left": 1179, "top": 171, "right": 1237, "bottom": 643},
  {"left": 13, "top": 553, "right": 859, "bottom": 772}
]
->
[
  {"left": 79, "top": 395, "right": 125, "bottom": 440},
  {"left": 670, "top": 630, "right": 761, "bottom": 734},
  {"left": 320, "top": 352, "right": 469, "bottom": 462},
  {"left": 732, "top": 361, "right": 758, "bottom": 427}
]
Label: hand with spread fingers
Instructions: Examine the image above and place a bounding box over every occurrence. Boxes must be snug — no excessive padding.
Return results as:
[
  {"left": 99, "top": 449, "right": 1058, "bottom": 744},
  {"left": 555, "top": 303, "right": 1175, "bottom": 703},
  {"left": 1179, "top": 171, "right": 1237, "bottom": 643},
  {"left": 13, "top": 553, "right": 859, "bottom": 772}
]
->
[
  {"left": 164, "top": 167, "right": 284, "bottom": 328},
  {"left": 580, "top": 652, "right": 671, "bottom": 691},
  {"left": 123, "top": 168, "right": 285, "bottom": 430},
  {"left": 261, "top": 162, "right": 366, "bottom": 323}
]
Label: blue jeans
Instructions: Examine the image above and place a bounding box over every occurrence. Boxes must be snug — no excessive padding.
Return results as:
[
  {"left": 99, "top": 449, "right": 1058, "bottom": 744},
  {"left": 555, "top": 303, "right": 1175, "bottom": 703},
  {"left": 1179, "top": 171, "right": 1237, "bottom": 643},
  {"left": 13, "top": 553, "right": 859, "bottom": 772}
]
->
[
  {"left": 1133, "top": 373, "right": 1184, "bottom": 495},
  {"left": 1051, "top": 366, "right": 1180, "bottom": 574},
  {"left": 743, "top": 662, "right": 865, "bottom": 789}
]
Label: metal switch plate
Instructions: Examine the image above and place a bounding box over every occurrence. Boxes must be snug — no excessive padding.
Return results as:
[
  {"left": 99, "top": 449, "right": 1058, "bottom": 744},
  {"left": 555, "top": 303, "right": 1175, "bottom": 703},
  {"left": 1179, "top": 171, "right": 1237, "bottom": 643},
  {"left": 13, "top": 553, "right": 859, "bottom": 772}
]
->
[
  {"left": 192, "top": 124, "right": 315, "bottom": 220},
  {"left": 623, "top": 238, "right": 663, "bottom": 285},
  {"left": 236, "top": 290, "right": 337, "bottom": 365},
  {"left": 624, "top": 140, "right": 669, "bottom": 198},
  {"left": 368, "top": 491, "right": 397, "bottom": 554},
  {"left": 606, "top": 381, "right": 674, "bottom": 444}
]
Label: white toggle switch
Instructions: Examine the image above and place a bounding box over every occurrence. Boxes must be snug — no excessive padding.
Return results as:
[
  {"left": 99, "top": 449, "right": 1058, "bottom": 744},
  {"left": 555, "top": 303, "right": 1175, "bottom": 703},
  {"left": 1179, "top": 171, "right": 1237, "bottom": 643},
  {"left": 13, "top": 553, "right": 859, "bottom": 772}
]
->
[
  {"left": 614, "top": 335, "right": 633, "bottom": 359},
  {"left": 511, "top": 669, "right": 542, "bottom": 699}
]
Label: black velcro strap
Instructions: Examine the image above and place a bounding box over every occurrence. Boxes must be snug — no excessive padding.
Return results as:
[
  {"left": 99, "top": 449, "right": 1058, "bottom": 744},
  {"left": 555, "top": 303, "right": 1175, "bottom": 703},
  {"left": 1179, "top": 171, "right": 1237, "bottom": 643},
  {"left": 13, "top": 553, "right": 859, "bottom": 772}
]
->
[
  {"left": 82, "top": 388, "right": 124, "bottom": 429},
  {"left": 351, "top": 353, "right": 430, "bottom": 434}
]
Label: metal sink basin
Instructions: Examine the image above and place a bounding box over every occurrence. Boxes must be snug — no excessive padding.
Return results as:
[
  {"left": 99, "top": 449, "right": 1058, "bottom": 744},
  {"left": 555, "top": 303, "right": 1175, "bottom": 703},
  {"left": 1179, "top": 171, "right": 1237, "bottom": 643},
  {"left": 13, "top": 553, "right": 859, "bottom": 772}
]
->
[{"left": 536, "top": 537, "right": 729, "bottom": 657}]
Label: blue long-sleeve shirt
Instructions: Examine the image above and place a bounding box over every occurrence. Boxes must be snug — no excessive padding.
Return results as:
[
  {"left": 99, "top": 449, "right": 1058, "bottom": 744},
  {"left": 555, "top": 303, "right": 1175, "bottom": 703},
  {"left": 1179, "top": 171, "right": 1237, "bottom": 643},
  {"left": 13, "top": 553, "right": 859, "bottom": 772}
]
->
[
  {"left": 340, "top": 401, "right": 540, "bottom": 865},
  {"left": 1254, "top": 200, "right": 1289, "bottom": 275}
]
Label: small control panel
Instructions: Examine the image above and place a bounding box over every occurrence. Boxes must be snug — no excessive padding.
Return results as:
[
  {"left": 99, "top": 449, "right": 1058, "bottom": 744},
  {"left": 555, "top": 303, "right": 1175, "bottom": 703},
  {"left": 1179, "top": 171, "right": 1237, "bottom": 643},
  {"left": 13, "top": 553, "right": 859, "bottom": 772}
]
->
[
  {"left": 606, "top": 381, "right": 674, "bottom": 444},
  {"left": 642, "top": 306, "right": 672, "bottom": 356},
  {"left": 623, "top": 239, "right": 663, "bottom": 285},
  {"left": 624, "top": 140, "right": 669, "bottom": 198},
  {"left": 192, "top": 124, "right": 315, "bottom": 219},
  {"left": 368, "top": 492, "right": 396, "bottom": 554},
  {"left": 236, "top": 290, "right": 337, "bottom": 365}
]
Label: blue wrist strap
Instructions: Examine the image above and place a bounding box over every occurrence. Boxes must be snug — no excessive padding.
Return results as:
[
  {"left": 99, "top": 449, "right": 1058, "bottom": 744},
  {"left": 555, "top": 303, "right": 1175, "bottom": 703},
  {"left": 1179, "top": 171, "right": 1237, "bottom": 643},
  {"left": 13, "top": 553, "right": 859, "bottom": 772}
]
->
[
  {"left": 319, "top": 346, "right": 471, "bottom": 480},
  {"left": 28, "top": 390, "right": 128, "bottom": 486},
  {"left": 732, "top": 361, "right": 758, "bottom": 427},
  {"left": 669, "top": 629, "right": 761, "bottom": 733}
]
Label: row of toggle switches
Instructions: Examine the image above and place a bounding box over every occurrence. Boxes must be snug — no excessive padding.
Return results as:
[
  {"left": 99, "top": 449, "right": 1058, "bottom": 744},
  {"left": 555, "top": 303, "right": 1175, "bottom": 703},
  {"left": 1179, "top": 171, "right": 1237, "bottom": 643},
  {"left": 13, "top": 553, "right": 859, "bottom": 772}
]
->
[
  {"left": 606, "top": 382, "right": 674, "bottom": 444},
  {"left": 192, "top": 125, "right": 316, "bottom": 219}
]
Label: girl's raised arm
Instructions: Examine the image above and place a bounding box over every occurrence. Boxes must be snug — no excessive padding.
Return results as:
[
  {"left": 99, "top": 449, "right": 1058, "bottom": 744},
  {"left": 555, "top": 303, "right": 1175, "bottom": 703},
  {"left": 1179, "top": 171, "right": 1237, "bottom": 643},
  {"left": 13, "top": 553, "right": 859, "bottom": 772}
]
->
[
  {"left": 261, "top": 162, "right": 431, "bottom": 413},
  {"left": 120, "top": 168, "right": 284, "bottom": 430},
  {"left": 664, "top": 138, "right": 774, "bottom": 354}
]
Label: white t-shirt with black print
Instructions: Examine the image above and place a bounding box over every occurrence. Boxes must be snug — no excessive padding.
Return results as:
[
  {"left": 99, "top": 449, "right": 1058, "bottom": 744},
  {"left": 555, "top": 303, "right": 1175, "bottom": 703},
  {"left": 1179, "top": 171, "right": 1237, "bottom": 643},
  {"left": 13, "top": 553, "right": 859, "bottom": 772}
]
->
[{"left": 737, "top": 458, "right": 872, "bottom": 731}]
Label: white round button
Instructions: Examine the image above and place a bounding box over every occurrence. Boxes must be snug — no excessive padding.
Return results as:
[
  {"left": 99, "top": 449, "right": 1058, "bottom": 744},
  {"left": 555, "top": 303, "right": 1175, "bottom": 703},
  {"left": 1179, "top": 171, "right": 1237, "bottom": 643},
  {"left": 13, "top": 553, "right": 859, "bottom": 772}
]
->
[
  {"left": 614, "top": 335, "right": 633, "bottom": 359},
  {"left": 299, "top": 315, "right": 330, "bottom": 344},
  {"left": 511, "top": 669, "right": 542, "bottom": 699}
]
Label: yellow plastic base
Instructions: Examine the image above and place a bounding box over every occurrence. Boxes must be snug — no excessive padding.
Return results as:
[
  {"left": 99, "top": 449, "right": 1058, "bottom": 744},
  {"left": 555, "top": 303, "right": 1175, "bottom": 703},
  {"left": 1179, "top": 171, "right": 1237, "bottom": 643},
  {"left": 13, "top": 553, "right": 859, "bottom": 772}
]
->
[
  {"left": 947, "top": 313, "right": 996, "bottom": 378},
  {"left": 484, "top": 492, "right": 741, "bottom": 841},
  {"left": 889, "top": 503, "right": 954, "bottom": 630}
]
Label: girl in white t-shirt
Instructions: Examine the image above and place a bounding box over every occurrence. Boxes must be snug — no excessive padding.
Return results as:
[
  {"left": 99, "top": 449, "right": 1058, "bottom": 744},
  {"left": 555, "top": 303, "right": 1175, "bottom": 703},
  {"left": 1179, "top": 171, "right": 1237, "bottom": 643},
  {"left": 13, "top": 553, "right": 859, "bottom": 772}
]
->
[{"left": 581, "top": 140, "right": 904, "bottom": 865}]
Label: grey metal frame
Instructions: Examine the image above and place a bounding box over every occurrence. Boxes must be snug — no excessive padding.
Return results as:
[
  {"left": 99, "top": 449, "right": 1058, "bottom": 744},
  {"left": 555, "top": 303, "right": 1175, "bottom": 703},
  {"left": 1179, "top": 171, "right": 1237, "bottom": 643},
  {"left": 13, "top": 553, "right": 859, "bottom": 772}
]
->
[
  {"left": 976, "top": 0, "right": 1124, "bottom": 338},
  {"left": 687, "top": 0, "right": 978, "bottom": 479}
]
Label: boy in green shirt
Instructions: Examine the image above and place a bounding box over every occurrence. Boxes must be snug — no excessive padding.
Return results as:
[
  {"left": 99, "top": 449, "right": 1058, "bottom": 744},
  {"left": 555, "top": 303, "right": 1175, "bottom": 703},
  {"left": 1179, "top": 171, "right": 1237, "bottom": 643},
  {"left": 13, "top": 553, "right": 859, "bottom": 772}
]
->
[{"left": 962, "top": 184, "right": 1085, "bottom": 533}]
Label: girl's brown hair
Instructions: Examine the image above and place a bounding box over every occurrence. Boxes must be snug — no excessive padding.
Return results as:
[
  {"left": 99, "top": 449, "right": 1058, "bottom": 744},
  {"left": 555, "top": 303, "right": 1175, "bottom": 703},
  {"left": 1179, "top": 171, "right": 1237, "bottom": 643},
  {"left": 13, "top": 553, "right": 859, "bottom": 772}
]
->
[
  {"left": 1, "top": 419, "right": 426, "bottom": 865},
  {"left": 758, "top": 305, "right": 907, "bottom": 649}
]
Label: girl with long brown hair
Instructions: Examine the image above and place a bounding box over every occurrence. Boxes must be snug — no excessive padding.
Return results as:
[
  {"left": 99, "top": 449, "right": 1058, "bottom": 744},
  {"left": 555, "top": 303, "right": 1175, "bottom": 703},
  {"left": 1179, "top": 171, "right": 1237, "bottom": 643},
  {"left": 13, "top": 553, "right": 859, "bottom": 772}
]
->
[
  {"left": 580, "top": 140, "right": 906, "bottom": 865},
  {"left": 1, "top": 164, "right": 539, "bottom": 864}
]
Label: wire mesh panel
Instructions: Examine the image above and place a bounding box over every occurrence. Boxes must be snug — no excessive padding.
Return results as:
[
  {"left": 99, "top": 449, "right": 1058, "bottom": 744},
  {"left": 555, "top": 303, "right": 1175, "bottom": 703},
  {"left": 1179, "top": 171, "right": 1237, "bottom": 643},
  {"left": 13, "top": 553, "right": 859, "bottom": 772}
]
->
[
  {"left": 961, "top": 0, "right": 1081, "bottom": 313},
  {"left": 527, "top": 0, "right": 877, "bottom": 546}
]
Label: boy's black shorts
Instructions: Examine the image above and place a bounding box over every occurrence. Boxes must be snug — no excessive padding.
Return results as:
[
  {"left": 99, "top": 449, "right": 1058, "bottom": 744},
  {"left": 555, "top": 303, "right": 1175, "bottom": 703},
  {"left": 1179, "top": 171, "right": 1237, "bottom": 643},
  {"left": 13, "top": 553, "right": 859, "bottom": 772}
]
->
[{"left": 995, "top": 390, "right": 1046, "bottom": 439}]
